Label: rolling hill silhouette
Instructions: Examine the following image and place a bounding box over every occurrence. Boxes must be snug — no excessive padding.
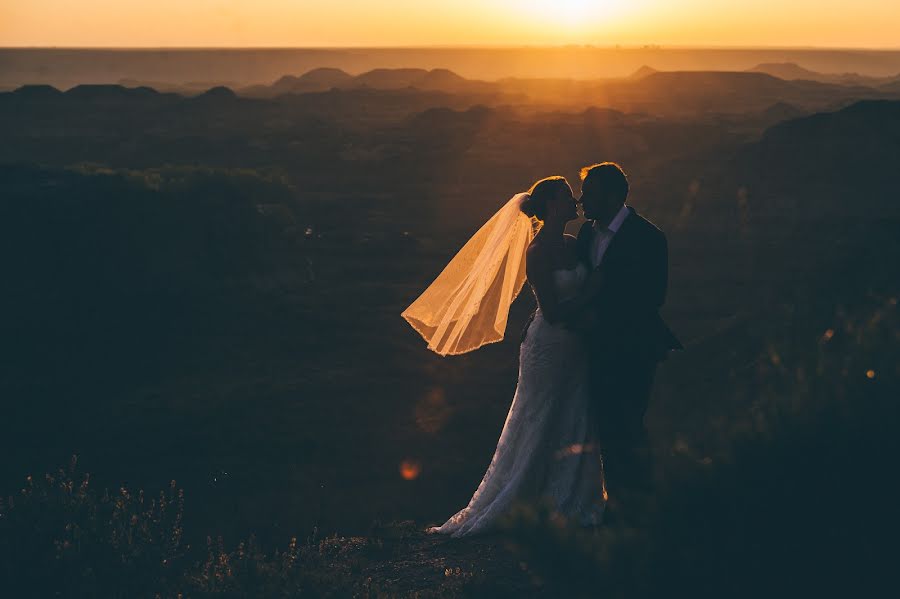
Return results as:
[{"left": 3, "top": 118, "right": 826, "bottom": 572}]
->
[
  {"left": 585, "top": 70, "right": 895, "bottom": 114},
  {"left": 629, "top": 65, "right": 659, "bottom": 80},
  {"left": 255, "top": 68, "right": 354, "bottom": 96},
  {"left": 26, "top": 66, "right": 894, "bottom": 119},
  {"left": 630, "top": 71, "right": 866, "bottom": 98},
  {"left": 751, "top": 99, "right": 900, "bottom": 207},
  {"left": 748, "top": 62, "right": 900, "bottom": 87},
  {"left": 293, "top": 67, "right": 354, "bottom": 87},
  {"left": 65, "top": 83, "right": 161, "bottom": 100},
  {"left": 195, "top": 85, "right": 238, "bottom": 100},
  {"left": 240, "top": 67, "right": 494, "bottom": 98},
  {"left": 9, "top": 84, "right": 62, "bottom": 100},
  {"left": 234, "top": 67, "right": 900, "bottom": 114}
]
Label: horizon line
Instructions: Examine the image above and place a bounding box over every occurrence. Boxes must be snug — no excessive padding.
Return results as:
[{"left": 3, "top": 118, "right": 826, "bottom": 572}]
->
[{"left": 4, "top": 44, "right": 900, "bottom": 52}]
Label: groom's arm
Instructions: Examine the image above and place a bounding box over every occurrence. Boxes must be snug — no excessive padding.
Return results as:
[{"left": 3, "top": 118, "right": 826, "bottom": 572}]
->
[{"left": 636, "top": 231, "right": 668, "bottom": 310}]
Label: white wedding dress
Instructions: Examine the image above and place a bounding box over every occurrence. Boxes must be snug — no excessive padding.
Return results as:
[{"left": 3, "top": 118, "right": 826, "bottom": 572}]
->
[{"left": 428, "top": 262, "right": 606, "bottom": 537}]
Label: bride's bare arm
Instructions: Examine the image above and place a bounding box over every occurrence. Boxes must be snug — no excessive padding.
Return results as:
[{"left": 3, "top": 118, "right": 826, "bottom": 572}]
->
[
  {"left": 525, "top": 243, "right": 566, "bottom": 325},
  {"left": 555, "top": 234, "right": 606, "bottom": 324}
]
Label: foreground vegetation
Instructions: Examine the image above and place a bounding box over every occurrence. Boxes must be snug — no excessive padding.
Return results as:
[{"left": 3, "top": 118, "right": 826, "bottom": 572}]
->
[{"left": 3, "top": 293, "right": 895, "bottom": 597}]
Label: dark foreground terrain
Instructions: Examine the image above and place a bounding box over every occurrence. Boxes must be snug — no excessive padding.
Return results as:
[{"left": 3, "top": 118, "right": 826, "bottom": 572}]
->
[{"left": 1, "top": 66, "right": 899, "bottom": 596}]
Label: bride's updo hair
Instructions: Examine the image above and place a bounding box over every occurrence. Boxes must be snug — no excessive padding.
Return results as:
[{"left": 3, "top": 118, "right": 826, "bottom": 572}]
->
[{"left": 520, "top": 176, "right": 570, "bottom": 221}]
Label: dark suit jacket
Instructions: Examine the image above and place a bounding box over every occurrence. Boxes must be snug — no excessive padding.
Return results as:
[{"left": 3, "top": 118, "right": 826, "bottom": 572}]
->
[{"left": 577, "top": 207, "right": 682, "bottom": 362}]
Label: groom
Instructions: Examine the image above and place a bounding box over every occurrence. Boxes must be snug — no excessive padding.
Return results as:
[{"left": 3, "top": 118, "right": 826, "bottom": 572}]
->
[{"left": 574, "top": 162, "right": 682, "bottom": 517}]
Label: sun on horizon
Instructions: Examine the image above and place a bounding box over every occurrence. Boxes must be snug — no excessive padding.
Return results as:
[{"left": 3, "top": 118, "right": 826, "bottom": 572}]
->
[
  {"left": 1, "top": 1, "right": 899, "bottom": 48},
  {"left": 520, "top": 0, "right": 624, "bottom": 28}
]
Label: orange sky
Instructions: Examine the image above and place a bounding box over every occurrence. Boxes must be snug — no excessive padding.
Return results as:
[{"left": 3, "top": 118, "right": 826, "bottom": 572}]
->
[{"left": 2, "top": 0, "right": 899, "bottom": 48}]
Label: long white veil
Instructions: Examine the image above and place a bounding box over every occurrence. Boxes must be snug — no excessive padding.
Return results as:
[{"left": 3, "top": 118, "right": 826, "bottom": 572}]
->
[{"left": 402, "top": 193, "right": 539, "bottom": 356}]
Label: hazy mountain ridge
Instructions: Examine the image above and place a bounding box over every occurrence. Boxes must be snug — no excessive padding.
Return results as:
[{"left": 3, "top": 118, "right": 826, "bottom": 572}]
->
[
  {"left": 748, "top": 61, "right": 900, "bottom": 87},
  {"left": 629, "top": 65, "right": 659, "bottom": 79},
  {"left": 3, "top": 74, "right": 899, "bottom": 177},
  {"left": 238, "top": 67, "right": 497, "bottom": 98},
  {"left": 237, "top": 66, "right": 900, "bottom": 109},
  {"left": 25, "top": 65, "right": 891, "bottom": 120},
  {"left": 107, "top": 62, "right": 900, "bottom": 98},
  {"left": 6, "top": 47, "right": 900, "bottom": 91},
  {"left": 232, "top": 67, "right": 900, "bottom": 116}
]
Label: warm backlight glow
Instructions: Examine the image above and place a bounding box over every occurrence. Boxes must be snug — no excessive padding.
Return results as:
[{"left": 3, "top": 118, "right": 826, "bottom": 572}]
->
[
  {"left": 520, "top": 0, "right": 623, "bottom": 29},
  {"left": 1, "top": 1, "right": 899, "bottom": 48}
]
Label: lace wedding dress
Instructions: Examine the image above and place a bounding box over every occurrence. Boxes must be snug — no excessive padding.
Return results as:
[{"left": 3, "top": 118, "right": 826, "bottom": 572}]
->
[{"left": 428, "top": 262, "right": 606, "bottom": 537}]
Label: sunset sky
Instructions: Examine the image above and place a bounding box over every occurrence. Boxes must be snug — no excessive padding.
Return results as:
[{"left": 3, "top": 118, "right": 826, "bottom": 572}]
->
[{"left": 2, "top": 0, "right": 899, "bottom": 48}]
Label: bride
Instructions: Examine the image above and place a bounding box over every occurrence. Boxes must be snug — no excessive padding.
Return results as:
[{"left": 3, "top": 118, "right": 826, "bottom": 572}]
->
[{"left": 402, "top": 176, "right": 606, "bottom": 537}]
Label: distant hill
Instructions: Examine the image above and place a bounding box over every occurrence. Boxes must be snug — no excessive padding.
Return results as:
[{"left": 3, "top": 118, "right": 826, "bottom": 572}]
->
[
  {"left": 57, "top": 84, "right": 184, "bottom": 109},
  {"left": 629, "top": 65, "right": 658, "bottom": 80},
  {"left": 636, "top": 71, "right": 794, "bottom": 95},
  {"left": 240, "top": 67, "right": 496, "bottom": 98},
  {"left": 759, "top": 101, "right": 807, "bottom": 122},
  {"left": 198, "top": 85, "right": 236, "bottom": 98},
  {"left": 750, "top": 62, "right": 833, "bottom": 80},
  {"left": 759, "top": 99, "right": 900, "bottom": 156},
  {"left": 747, "top": 99, "right": 900, "bottom": 219},
  {"left": 353, "top": 68, "right": 430, "bottom": 89},
  {"left": 65, "top": 84, "right": 159, "bottom": 99},
  {"left": 416, "top": 68, "right": 473, "bottom": 91},
  {"left": 190, "top": 86, "right": 238, "bottom": 104},
  {"left": 117, "top": 78, "right": 240, "bottom": 95},
  {"left": 747, "top": 62, "right": 894, "bottom": 87},
  {"left": 5, "top": 68, "right": 899, "bottom": 129},
  {"left": 10, "top": 84, "right": 62, "bottom": 100},
  {"left": 263, "top": 68, "right": 354, "bottom": 96},
  {"left": 296, "top": 67, "right": 354, "bottom": 87},
  {"left": 879, "top": 79, "right": 900, "bottom": 93},
  {"left": 609, "top": 71, "right": 895, "bottom": 114}
]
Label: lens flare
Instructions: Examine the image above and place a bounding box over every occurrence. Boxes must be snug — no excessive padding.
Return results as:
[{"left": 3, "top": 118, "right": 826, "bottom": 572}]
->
[{"left": 399, "top": 459, "right": 422, "bottom": 480}]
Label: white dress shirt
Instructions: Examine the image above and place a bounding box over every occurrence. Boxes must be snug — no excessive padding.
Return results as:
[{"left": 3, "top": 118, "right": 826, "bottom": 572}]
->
[{"left": 590, "top": 204, "right": 630, "bottom": 268}]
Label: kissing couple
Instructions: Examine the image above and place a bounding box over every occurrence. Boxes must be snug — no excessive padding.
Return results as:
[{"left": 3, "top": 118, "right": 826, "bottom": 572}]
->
[{"left": 403, "top": 162, "right": 682, "bottom": 536}]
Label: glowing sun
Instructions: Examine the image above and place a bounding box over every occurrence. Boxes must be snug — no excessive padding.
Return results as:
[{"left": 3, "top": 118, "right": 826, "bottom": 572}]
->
[
  {"left": 523, "top": 0, "right": 610, "bottom": 26},
  {"left": 558, "top": 0, "right": 596, "bottom": 23}
]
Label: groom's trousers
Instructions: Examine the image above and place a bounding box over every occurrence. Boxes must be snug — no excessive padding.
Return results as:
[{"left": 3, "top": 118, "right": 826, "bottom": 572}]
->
[{"left": 590, "top": 354, "right": 657, "bottom": 496}]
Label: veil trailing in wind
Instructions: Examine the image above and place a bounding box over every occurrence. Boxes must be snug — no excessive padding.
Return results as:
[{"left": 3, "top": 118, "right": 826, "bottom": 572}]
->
[{"left": 402, "top": 193, "right": 539, "bottom": 356}]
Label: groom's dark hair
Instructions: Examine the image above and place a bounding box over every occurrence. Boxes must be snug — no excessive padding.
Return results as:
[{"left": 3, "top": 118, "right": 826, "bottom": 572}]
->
[{"left": 580, "top": 162, "right": 629, "bottom": 203}]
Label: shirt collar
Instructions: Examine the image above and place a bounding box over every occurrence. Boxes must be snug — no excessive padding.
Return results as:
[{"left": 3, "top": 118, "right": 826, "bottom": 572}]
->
[
  {"left": 609, "top": 204, "right": 631, "bottom": 232},
  {"left": 594, "top": 204, "right": 631, "bottom": 233}
]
